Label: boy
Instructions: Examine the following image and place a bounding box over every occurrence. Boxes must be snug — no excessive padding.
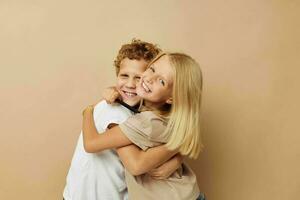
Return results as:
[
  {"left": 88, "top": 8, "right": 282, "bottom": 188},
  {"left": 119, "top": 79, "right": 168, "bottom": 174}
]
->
[{"left": 63, "top": 39, "right": 162, "bottom": 200}]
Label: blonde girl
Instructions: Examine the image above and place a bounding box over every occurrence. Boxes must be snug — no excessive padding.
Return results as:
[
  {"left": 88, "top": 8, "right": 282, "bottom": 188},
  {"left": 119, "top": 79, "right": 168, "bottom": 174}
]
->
[{"left": 82, "top": 52, "right": 204, "bottom": 200}]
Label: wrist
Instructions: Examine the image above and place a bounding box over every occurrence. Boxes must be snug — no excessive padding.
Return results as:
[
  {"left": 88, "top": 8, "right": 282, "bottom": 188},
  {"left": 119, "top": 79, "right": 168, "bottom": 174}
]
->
[{"left": 83, "top": 105, "right": 94, "bottom": 116}]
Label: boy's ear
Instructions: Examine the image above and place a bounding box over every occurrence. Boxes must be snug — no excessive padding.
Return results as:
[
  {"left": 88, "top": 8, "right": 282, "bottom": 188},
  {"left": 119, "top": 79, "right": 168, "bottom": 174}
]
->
[{"left": 166, "top": 97, "right": 172, "bottom": 105}]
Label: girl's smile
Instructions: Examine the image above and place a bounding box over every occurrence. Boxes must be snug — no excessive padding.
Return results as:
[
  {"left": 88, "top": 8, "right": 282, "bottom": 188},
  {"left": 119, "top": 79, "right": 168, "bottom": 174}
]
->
[
  {"left": 141, "top": 81, "right": 151, "bottom": 93},
  {"left": 137, "top": 55, "right": 174, "bottom": 108}
]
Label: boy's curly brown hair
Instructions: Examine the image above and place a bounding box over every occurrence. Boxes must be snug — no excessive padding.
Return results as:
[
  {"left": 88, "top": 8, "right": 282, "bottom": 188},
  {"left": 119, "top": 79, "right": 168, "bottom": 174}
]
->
[{"left": 114, "top": 39, "right": 161, "bottom": 75}]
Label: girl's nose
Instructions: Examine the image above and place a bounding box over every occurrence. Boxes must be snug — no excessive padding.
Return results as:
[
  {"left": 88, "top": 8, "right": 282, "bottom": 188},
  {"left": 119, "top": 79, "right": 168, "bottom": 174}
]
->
[{"left": 144, "top": 74, "right": 154, "bottom": 83}]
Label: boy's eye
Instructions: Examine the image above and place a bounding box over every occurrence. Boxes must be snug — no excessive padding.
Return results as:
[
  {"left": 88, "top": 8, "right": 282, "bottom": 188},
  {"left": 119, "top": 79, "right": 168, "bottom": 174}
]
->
[
  {"left": 159, "top": 79, "right": 165, "bottom": 86},
  {"left": 120, "top": 74, "right": 128, "bottom": 78},
  {"left": 135, "top": 77, "right": 141, "bottom": 80}
]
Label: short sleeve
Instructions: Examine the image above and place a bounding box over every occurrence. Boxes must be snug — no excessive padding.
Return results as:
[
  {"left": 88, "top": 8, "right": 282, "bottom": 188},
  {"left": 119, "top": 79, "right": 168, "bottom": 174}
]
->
[
  {"left": 93, "top": 100, "right": 133, "bottom": 132},
  {"left": 119, "top": 111, "right": 168, "bottom": 151}
]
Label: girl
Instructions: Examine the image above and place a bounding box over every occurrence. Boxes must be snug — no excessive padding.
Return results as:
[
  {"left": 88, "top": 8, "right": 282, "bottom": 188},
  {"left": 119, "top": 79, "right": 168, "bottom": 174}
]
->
[{"left": 82, "top": 52, "right": 205, "bottom": 200}]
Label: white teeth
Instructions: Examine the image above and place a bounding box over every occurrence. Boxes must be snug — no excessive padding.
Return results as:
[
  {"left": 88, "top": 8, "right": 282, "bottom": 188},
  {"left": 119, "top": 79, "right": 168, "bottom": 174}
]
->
[
  {"left": 142, "top": 82, "right": 150, "bottom": 92},
  {"left": 124, "top": 91, "right": 136, "bottom": 97}
]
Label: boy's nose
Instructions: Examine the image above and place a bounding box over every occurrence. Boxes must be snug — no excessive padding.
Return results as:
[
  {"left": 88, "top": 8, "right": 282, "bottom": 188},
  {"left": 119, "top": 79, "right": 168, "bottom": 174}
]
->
[{"left": 126, "top": 79, "right": 135, "bottom": 88}]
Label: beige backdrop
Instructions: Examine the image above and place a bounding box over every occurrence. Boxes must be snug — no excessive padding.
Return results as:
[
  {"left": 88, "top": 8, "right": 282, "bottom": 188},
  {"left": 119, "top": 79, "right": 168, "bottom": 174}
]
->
[{"left": 0, "top": 0, "right": 299, "bottom": 199}]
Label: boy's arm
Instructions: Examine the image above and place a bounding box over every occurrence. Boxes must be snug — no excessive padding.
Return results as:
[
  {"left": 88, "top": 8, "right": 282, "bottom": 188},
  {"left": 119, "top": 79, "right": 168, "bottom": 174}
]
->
[
  {"left": 82, "top": 106, "right": 132, "bottom": 153},
  {"left": 83, "top": 106, "right": 182, "bottom": 177},
  {"left": 147, "top": 154, "right": 183, "bottom": 179},
  {"left": 116, "top": 144, "right": 180, "bottom": 176}
]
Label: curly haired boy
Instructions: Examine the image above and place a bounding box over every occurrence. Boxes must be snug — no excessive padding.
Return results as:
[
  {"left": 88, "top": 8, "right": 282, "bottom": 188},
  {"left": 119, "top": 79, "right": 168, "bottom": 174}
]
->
[{"left": 63, "top": 39, "right": 181, "bottom": 200}]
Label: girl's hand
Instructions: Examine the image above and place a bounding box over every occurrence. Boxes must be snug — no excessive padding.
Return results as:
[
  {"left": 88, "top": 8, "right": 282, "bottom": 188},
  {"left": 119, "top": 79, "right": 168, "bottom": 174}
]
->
[
  {"left": 102, "top": 86, "right": 120, "bottom": 104},
  {"left": 147, "top": 154, "right": 183, "bottom": 180}
]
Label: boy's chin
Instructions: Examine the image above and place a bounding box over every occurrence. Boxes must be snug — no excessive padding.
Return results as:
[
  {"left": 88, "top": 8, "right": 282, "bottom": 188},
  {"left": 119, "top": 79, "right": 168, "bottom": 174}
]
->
[{"left": 123, "top": 98, "right": 140, "bottom": 107}]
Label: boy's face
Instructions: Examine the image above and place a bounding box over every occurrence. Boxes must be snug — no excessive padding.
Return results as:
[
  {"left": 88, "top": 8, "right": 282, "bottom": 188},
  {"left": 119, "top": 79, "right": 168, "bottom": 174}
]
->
[{"left": 116, "top": 58, "right": 148, "bottom": 106}]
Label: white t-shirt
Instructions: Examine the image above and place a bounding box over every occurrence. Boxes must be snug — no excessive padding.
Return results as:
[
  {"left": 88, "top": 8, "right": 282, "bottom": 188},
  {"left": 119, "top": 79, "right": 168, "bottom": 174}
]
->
[{"left": 63, "top": 100, "right": 133, "bottom": 200}]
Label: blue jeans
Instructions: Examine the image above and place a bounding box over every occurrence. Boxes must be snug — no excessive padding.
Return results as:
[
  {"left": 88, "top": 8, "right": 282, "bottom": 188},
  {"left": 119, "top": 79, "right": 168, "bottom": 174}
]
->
[
  {"left": 196, "top": 192, "right": 206, "bottom": 200},
  {"left": 63, "top": 194, "right": 205, "bottom": 200}
]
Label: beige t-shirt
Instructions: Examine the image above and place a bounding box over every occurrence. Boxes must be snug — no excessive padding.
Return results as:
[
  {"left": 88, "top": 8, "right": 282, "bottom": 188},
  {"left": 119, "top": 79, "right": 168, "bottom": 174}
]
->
[{"left": 119, "top": 111, "right": 200, "bottom": 200}]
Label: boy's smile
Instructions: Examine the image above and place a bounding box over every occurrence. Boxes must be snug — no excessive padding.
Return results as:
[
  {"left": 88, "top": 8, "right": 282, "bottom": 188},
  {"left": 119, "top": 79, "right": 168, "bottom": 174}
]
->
[{"left": 116, "top": 58, "right": 148, "bottom": 106}]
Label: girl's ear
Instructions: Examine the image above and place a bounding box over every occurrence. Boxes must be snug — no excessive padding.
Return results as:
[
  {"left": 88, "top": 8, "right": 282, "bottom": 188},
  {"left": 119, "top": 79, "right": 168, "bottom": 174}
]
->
[{"left": 166, "top": 97, "right": 173, "bottom": 105}]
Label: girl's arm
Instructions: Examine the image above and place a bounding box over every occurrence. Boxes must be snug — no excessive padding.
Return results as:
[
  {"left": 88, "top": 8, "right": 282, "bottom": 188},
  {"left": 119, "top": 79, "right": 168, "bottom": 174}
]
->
[
  {"left": 147, "top": 154, "right": 183, "bottom": 179},
  {"left": 83, "top": 106, "right": 182, "bottom": 177},
  {"left": 116, "top": 144, "right": 180, "bottom": 176},
  {"left": 82, "top": 106, "right": 132, "bottom": 153}
]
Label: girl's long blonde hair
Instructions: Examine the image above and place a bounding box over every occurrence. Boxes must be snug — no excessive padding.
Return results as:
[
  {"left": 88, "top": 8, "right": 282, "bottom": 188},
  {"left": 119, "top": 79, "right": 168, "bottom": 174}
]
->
[{"left": 158, "top": 52, "right": 204, "bottom": 159}]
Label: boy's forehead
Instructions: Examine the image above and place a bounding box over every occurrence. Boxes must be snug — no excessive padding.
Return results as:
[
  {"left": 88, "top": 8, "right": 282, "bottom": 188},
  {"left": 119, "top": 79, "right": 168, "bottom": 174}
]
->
[
  {"left": 119, "top": 58, "right": 148, "bottom": 72},
  {"left": 120, "top": 57, "right": 147, "bottom": 63}
]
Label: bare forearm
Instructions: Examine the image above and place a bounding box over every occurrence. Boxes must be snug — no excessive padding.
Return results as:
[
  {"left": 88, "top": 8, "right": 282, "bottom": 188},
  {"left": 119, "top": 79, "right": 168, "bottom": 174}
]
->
[
  {"left": 82, "top": 106, "right": 132, "bottom": 153},
  {"left": 82, "top": 107, "right": 101, "bottom": 152},
  {"left": 82, "top": 107, "right": 113, "bottom": 153},
  {"left": 159, "top": 154, "right": 183, "bottom": 171},
  {"left": 147, "top": 154, "right": 183, "bottom": 180},
  {"left": 117, "top": 144, "right": 178, "bottom": 175}
]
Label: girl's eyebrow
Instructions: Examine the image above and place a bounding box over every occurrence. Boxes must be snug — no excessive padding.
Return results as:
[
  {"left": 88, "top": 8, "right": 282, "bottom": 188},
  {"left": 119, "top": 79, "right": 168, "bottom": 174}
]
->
[
  {"left": 152, "top": 65, "right": 168, "bottom": 81},
  {"left": 151, "top": 63, "right": 156, "bottom": 70}
]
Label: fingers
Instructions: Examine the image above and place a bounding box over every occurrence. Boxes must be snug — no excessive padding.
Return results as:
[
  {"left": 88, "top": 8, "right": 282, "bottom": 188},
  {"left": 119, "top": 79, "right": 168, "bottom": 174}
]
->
[
  {"left": 151, "top": 176, "right": 166, "bottom": 180},
  {"left": 149, "top": 172, "right": 167, "bottom": 180},
  {"left": 82, "top": 105, "right": 94, "bottom": 116},
  {"left": 147, "top": 169, "right": 158, "bottom": 176},
  {"left": 102, "top": 87, "right": 120, "bottom": 104},
  {"left": 109, "top": 91, "right": 120, "bottom": 103},
  {"left": 148, "top": 168, "right": 166, "bottom": 179}
]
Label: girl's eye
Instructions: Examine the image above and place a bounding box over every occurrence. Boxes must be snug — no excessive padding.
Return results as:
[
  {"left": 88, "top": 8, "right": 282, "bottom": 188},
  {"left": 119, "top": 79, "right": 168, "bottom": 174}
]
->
[
  {"left": 159, "top": 79, "right": 165, "bottom": 86},
  {"left": 149, "top": 67, "right": 155, "bottom": 72},
  {"left": 135, "top": 77, "right": 141, "bottom": 80},
  {"left": 120, "top": 74, "right": 128, "bottom": 78}
]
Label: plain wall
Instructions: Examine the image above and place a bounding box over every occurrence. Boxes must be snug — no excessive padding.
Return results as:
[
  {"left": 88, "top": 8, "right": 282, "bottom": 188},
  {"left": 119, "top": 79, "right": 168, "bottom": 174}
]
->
[{"left": 0, "top": 0, "right": 299, "bottom": 199}]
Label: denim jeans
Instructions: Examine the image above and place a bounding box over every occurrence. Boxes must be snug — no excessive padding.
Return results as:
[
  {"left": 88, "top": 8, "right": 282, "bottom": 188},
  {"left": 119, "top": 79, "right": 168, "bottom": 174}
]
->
[
  {"left": 196, "top": 192, "right": 206, "bottom": 200},
  {"left": 64, "top": 193, "right": 205, "bottom": 200}
]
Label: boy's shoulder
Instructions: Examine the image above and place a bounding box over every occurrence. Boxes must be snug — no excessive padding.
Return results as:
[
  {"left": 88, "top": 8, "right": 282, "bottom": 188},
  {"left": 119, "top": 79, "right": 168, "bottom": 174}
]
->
[
  {"left": 94, "top": 100, "right": 132, "bottom": 115},
  {"left": 94, "top": 100, "right": 110, "bottom": 111},
  {"left": 94, "top": 100, "right": 122, "bottom": 111},
  {"left": 93, "top": 100, "right": 133, "bottom": 130}
]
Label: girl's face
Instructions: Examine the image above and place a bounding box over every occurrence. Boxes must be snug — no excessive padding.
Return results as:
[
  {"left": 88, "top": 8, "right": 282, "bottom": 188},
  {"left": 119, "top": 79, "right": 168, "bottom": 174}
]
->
[{"left": 137, "top": 55, "right": 174, "bottom": 108}]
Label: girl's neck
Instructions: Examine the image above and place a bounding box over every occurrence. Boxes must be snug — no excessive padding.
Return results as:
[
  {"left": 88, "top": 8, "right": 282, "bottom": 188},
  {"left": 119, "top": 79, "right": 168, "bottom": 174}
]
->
[
  {"left": 144, "top": 100, "right": 163, "bottom": 110},
  {"left": 141, "top": 100, "right": 171, "bottom": 117}
]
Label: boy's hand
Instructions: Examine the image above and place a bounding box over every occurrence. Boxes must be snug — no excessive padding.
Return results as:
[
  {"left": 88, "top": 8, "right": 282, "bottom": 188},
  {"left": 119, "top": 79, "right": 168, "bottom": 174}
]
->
[
  {"left": 102, "top": 86, "right": 120, "bottom": 104},
  {"left": 82, "top": 105, "right": 94, "bottom": 116},
  {"left": 147, "top": 154, "right": 183, "bottom": 180}
]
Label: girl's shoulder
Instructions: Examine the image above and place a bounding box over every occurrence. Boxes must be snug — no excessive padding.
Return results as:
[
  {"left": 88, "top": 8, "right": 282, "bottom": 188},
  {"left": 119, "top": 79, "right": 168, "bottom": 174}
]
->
[
  {"left": 121, "top": 111, "right": 169, "bottom": 145},
  {"left": 125, "top": 111, "right": 168, "bottom": 138},
  {"left": 132, "top": 111, "right": 167, "bottom": 124}
]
